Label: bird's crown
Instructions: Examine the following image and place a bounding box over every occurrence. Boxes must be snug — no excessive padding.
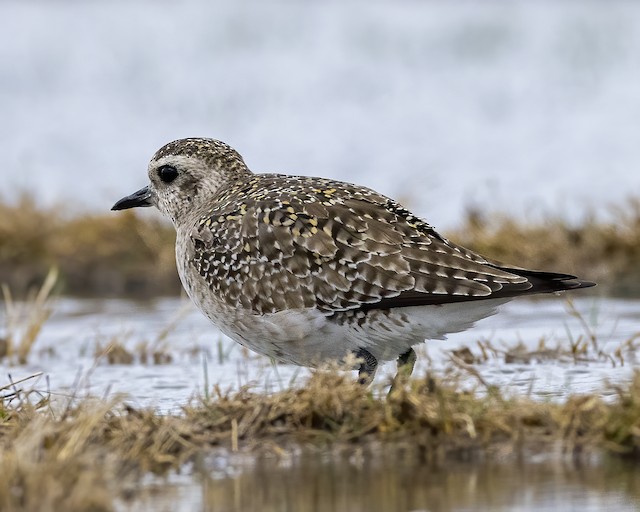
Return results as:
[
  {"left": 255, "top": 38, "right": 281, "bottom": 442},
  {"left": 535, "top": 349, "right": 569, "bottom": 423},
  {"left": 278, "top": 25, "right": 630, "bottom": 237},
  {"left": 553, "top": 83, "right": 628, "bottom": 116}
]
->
[{"left": 146, "top": 138, "right": 253, "bottom": 226}]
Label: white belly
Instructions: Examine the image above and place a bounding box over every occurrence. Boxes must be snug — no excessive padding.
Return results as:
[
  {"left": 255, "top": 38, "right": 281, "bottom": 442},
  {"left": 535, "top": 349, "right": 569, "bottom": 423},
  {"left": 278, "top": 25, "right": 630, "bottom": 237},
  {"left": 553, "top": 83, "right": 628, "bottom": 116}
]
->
[{"left": 186, "top": 278, "right": 508, "bottom": 366}]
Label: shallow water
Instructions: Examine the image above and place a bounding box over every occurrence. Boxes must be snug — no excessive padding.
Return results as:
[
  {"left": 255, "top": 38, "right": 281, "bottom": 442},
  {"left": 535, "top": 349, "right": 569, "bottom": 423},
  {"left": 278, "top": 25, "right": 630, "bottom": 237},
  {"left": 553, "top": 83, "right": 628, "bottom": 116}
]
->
[
  {"left": 1, "top": 296, "right": 638, "bottom": 410},
  {"left": 121, "top": 452, "right": 640, "bottom": 512}
]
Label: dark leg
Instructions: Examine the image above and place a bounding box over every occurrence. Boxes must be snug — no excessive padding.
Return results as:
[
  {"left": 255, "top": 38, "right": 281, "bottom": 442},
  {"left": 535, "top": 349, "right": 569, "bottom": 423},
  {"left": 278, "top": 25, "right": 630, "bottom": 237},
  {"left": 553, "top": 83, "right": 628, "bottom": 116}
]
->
[
  {"left": 354, "top": 348, "right": 378, "bottom": 386},
  {"left": 389, "top": 347, "right": 417, "bottom": 395}
]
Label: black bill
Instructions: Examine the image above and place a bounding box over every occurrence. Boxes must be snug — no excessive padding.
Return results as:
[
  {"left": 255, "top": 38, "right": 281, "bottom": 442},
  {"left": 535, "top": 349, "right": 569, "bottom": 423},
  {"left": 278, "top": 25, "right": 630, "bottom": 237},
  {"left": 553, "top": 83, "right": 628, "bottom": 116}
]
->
[{"left": 111, "top": 186, "right": 153, "bottom": 210}]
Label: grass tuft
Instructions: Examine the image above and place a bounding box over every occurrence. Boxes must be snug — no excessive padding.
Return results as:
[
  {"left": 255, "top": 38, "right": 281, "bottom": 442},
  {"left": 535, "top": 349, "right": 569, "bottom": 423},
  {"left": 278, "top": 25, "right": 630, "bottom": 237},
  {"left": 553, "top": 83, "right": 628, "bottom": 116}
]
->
[
  {"left": 1, "top": 268, "right": 57, "bottom": 364},
  {"left": 603, "top": 373, "right": 640, "bottom": 456}
]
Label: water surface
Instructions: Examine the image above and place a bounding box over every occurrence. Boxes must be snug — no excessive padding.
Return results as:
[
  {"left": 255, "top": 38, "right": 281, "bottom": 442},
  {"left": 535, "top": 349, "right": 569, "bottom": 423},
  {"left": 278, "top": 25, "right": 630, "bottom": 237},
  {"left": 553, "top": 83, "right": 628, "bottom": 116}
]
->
[
  {"left": 122, "top": 450, "right": 640, "bottom": 512},
  {"left": 2, "top": 296, "right": 637, "bottom": 410}
]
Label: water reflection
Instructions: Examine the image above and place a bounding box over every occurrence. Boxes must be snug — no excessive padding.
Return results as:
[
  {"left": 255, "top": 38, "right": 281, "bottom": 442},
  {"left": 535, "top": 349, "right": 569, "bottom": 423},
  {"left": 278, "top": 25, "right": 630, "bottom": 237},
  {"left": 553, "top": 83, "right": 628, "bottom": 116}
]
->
[{"left": 129, "top": 450, "right": 640, "bottom": 512}]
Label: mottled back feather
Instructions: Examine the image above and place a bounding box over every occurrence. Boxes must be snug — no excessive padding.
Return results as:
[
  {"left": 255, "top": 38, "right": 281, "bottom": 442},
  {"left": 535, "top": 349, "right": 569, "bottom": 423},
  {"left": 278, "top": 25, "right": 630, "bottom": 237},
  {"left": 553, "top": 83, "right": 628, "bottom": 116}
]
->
[{"left": 187, "top": 173, "right": 591, "bottom": 316}]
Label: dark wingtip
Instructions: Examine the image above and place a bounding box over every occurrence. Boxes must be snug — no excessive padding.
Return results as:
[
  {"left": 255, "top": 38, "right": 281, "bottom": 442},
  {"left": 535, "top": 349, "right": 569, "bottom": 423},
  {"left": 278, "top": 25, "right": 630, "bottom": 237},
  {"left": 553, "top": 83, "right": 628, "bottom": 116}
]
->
[
  {"left": 491, "top": 266, "right": 596, "bottom": 295},
  {"left": 546, "top": 273, "right": 596, "bottom": 290},
  {"left": 566, "top": 279, "right": 596, "bottom": 290}
]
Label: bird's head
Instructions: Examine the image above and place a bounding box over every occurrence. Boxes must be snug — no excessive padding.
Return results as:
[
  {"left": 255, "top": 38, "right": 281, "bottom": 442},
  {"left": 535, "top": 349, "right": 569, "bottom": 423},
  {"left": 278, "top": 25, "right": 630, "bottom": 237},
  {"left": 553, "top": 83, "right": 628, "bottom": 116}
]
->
[{"left": 112, "top": 138, "right": 252, "bottom": 226}]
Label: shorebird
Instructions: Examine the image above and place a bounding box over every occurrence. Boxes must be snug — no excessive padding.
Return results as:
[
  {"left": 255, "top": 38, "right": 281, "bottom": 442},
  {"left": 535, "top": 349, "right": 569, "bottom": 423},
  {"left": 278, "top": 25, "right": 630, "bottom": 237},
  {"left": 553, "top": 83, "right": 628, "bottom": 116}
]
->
[{"left": 112, "top": 138, "right": 594, "bottom": 385}]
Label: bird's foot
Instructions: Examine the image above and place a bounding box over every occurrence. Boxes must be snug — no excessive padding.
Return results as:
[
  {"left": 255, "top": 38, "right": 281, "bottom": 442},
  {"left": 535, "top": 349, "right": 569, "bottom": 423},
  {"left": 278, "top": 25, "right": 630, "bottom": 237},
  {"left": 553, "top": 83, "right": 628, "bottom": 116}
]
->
[
  {"left": 388, "top": 347, "right": 417, "bottom": 395},
  {"left": 354, "top": 348, "right": 378, "bottom": 386}
]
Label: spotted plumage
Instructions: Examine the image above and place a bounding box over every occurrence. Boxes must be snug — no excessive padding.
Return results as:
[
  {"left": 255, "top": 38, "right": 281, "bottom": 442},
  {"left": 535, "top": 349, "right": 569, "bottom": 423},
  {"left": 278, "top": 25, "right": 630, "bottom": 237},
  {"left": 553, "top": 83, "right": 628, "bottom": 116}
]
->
[{"left": 112, "top": 138, "right": 595, "bottom": 384}]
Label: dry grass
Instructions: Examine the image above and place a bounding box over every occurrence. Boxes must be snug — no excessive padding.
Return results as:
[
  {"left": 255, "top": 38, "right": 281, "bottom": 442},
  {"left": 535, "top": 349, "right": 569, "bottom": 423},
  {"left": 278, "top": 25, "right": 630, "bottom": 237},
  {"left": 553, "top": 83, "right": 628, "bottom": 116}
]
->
[
  {"left": 450, "top": 198, "right": 640, "bottom": 296},
  {"left": 0, "top": 270, "right": 194, "bottom": 367},
  {"left": 1, "top": 369, "right": 640, "bottom": 511},
  {"left": 0, "top": 194, "right": 178, "bottom": 297},
  {"left": 92, "top": 301, "right": 192, "bottom": 366},
  {"left": 1, "top": 194, "right": 639, "bottom": 297},
  {"left": 1, "top": 268, "right": 57, "bottom": 365},
  {"left": 448, "top": 299, "right": 640, "bottom": 369}
]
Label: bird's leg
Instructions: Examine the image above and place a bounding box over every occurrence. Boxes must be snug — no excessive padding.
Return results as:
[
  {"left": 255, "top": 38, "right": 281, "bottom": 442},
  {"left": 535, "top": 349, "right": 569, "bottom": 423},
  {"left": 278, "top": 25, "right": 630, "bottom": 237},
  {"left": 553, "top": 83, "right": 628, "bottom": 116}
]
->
[
  {"left": 354, "top": 348, "right": 378, "bottom": 386},
  {"left": 388, "top": 347, "right": 417, "bottom": 395}
]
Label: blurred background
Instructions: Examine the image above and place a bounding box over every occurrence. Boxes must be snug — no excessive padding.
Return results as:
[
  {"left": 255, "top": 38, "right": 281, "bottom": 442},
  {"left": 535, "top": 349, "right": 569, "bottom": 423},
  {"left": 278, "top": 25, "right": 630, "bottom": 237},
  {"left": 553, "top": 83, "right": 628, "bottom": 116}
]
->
[
  {"left": 2, "top": 0, "right": 639, "bottom": 230},
  {"left": 1, "top": 0, "right": 639, "bottom": 298}
]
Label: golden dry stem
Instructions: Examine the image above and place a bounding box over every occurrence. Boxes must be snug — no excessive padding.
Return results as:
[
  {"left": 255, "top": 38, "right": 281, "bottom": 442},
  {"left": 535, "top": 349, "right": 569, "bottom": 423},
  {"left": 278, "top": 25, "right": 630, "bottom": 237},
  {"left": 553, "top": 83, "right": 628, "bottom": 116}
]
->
[{"left": 1, "top": 267, "right": 57, "bottom": 364}]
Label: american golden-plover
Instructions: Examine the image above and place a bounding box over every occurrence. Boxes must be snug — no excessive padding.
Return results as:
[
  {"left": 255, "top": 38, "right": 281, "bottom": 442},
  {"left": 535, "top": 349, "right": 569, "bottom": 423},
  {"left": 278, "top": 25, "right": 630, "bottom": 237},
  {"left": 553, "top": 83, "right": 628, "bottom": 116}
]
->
[{"left": 112, "top": 138, "right": 594, "bottom": 385}]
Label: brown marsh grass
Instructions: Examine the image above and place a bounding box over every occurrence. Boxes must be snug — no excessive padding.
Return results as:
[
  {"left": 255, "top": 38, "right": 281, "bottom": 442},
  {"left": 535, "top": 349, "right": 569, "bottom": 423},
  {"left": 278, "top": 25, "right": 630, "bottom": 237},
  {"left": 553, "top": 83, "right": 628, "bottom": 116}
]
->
[
  {"left": 2, "top": 195, "right": 640, "bottom": 297},
  {"left": 450, "top": 198, "right": 640, "bottom": 296},
  {"left": 0, "top": 195, "right": 179, "bottom": 297},
  {"left": 1, "top": 369, "right": 640, "bottom": 511}
]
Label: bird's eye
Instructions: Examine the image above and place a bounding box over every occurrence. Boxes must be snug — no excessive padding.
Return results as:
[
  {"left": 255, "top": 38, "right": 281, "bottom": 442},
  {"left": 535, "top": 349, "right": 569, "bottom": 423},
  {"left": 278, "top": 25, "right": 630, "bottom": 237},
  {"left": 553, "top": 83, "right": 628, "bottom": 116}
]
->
[{"left": 157, "top": 165, "right": 179, "bottom": 183}]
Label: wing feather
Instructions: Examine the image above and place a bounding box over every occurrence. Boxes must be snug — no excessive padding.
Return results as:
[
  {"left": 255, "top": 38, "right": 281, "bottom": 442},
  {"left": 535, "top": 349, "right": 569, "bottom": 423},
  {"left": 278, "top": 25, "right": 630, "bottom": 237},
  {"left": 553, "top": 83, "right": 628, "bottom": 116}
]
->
[{"left": 189, "top": 174, "right": 589, "bottom": 315}]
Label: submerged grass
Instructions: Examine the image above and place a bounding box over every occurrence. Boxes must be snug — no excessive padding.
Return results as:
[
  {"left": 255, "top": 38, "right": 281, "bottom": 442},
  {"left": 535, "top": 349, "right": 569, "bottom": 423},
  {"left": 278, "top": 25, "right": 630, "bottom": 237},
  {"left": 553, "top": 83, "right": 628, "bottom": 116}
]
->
[
  {"left": 2, "top": 194, "right": 640, "bottom": 297},
  {"left": 1, "top": 370, "right": 640, "bottom": 511}
]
